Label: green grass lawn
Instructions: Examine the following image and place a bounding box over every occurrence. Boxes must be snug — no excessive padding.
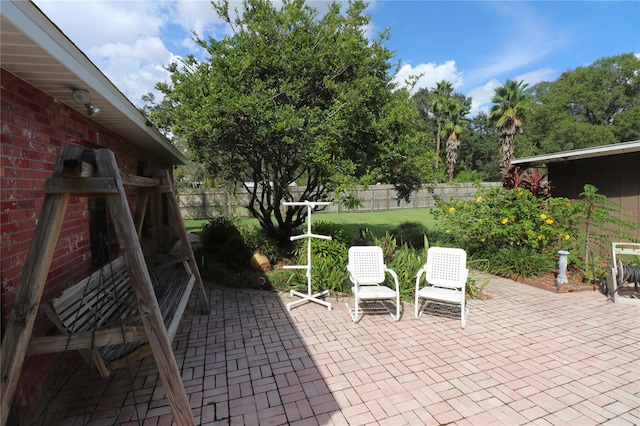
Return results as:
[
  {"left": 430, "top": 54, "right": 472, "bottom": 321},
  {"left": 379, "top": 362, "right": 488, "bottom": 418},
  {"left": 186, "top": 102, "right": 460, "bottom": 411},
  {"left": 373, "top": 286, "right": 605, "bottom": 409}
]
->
[
  {"left": 184, "top": 219, "right": 210, "bottom": 233},
  {"left": 312, "top": 209, "right": 438, "bottom": 237},
  {"left": 184, "top": 208, "right": 439, "bottom": 237}
]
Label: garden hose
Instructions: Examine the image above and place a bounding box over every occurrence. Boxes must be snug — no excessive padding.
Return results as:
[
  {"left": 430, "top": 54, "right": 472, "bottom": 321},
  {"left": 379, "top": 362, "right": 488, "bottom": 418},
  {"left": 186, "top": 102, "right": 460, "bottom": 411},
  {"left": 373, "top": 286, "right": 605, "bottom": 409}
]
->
[
  {"left": 622, "top": 263, "right": 640, "bottom": 285},
  {"left": 608, "top": 260, "right": 640, "bottom": 297}
]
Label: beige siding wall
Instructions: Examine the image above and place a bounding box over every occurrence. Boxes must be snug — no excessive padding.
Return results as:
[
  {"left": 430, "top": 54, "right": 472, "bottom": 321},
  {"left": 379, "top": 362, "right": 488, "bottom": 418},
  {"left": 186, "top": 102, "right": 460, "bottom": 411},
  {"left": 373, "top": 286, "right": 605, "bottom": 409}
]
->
[{"left": 548, "top": 152, "right": 640, "bottom": 252}]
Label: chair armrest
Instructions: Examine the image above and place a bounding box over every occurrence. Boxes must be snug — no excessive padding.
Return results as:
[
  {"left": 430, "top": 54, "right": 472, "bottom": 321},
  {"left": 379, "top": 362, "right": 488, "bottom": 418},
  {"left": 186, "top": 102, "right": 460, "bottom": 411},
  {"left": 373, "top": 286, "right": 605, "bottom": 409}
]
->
[
  {"left": 385, "top": 267, "right": 400, "bottom": 291},
  {"left": 415, "top": 266, "right": 427, "bottom": 293}
]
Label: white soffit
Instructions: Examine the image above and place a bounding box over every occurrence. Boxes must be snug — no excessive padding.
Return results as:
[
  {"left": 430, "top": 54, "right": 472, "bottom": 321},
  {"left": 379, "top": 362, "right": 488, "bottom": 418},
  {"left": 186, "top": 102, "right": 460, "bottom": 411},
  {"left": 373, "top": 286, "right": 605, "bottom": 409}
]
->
[{"left": 0, "top": 0, "right": 187, "bottom": 165}]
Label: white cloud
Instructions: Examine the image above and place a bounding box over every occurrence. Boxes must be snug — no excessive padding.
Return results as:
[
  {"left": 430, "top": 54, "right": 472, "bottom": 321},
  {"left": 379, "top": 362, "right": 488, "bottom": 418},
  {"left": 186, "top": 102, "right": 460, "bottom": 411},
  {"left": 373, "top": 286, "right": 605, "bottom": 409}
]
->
[
  {"left": 35, "top": 1, "right": 168, "bottom": 48},
  {"left": 174, "top": 0, "right": 228, "bottom": 52},
  {"left": 467, "top": 68, "right": 558, "bottom": 117},
  {"left": 33, "top": 0, "right": 180, "bottom": 106},
  {"left": 515, "top": 68, "right": 558, "bottom": 87},
  {"left": 468, "top": 80, "right": 501, "bottom": 118},
  {"left": 87, "top": 37, "right": 175, "bottom": 104},
  {"left": 393, "top": 60, "right": 463, "bottom": 94}
]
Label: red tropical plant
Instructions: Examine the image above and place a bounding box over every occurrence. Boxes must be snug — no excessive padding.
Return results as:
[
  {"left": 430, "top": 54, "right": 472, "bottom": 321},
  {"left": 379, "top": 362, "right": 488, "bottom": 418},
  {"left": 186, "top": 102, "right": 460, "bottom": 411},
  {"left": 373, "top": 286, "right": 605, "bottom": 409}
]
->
[{"left": 502, "top": 165, "right": 551, "bottom": 198}]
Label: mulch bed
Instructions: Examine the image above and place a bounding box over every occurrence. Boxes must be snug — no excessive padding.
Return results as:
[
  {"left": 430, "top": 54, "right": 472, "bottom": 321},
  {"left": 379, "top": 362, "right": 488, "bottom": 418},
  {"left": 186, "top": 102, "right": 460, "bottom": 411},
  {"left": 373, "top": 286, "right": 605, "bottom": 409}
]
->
[{"left": 516, "top": 271, "right": 597, "bottom": 293}]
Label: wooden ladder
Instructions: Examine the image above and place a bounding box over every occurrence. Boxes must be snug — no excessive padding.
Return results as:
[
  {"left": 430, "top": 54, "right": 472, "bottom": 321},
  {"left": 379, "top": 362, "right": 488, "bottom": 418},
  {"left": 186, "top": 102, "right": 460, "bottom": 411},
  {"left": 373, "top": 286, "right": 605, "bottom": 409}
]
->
[{"left": 0, "top": 146, "right": 210, "bottom": 426}]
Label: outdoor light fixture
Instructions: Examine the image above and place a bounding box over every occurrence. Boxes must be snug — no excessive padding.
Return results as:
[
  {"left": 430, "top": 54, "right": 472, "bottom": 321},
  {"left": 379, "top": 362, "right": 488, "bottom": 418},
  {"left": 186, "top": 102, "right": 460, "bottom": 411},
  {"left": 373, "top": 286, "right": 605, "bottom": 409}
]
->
[{"left": 72, "top": 89, "right": 100, "bottom": 116}]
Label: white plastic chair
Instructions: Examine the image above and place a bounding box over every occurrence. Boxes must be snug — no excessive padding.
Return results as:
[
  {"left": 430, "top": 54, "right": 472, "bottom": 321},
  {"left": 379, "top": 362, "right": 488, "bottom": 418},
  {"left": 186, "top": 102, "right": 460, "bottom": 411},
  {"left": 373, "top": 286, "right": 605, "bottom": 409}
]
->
[
  {"left": 346, "top": 246, "right": 401, "bottom": 322},
  {"left": 415, "top": 247, "right": 469, "bottom": 328}
]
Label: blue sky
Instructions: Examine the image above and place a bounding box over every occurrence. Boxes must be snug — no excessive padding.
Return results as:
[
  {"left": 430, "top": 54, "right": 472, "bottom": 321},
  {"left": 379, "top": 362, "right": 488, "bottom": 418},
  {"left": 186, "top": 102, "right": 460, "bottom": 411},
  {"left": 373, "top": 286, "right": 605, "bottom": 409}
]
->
[{"left": 34, "top": 0, "right": 640, "bottom": 116}]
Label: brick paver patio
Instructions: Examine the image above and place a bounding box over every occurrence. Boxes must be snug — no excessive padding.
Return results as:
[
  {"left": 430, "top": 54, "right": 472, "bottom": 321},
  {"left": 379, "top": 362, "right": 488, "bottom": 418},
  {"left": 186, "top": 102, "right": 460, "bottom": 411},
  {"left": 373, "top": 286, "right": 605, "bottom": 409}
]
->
[{"left": 41, "top": 273, "right": 639, "bottom": 425}]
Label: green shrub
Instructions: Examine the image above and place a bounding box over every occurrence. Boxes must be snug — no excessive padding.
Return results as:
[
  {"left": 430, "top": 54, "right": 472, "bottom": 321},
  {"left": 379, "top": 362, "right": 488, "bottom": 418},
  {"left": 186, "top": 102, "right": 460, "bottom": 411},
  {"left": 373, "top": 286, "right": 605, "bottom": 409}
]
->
[
  {"left": 391, "top": 221, "right": 429, "bottom": 249},
  {"left": 365, "top": 232, "right": 426, "bottom": 301},
  {"left": 434, "top": 184, "right": 638, "bottom": 280},
  {"left": 200, "top": 217, "right": 252, "bottom": 269},
  {"left": 435, "top": 186, "right": 577, "bottom": 258},
  {"left": 484, "top": 247, "right": 556, "bottom": 279},
  {"left": 423, "top": 227, "right": 455, "bottom": 248},
  {"left": 287, "top": 223, "right": 351, "bottom": 296},
  {"left": 238, "top": 224, "right": 281, "bottom": 263},
  {"left": 312, "top": 221, "right": 353, "bottom": 246},
  {"left": 572, "top": 184, "right": 639, "bottom": 264},
  {"left": 388, "top": 243, "right": 427, "bottom": 301}
]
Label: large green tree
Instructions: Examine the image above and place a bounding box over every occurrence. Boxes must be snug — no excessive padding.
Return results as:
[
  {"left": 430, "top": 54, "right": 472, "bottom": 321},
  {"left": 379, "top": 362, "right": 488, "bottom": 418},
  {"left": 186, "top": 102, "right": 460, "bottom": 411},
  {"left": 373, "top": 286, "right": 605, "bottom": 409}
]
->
[
  {"left": 490, "top": 79, "right": 529, "bottom": 171},
  {"left": 411, "top": 84, "right": 471, "bottom": 179},
  {"left": 518, "top": 53, "right": 640, "bottom": 154},
  {"left": 457, "top": 112, "right": 501, "bottom": 181},
  {"left": 146, "top": 0, "right": 428, "bottom": 244}
]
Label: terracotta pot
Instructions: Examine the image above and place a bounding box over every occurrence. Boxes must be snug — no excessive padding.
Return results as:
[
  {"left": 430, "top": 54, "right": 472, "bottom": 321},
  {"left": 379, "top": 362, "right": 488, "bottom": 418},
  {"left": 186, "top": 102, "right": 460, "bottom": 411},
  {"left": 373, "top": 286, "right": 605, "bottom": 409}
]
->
[{"left": 249, "top": 253, "right": 271, "bottom": 271}]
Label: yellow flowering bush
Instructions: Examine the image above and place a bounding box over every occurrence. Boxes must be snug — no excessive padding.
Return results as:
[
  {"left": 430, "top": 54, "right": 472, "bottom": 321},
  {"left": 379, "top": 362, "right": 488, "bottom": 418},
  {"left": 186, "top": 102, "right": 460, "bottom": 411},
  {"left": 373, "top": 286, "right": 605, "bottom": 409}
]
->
[
  {"left": 435, "top": 186, "right": 577, "bottom": 257},
  {"left": 434, "top": 184, "right": 637, "bottom": 280}
]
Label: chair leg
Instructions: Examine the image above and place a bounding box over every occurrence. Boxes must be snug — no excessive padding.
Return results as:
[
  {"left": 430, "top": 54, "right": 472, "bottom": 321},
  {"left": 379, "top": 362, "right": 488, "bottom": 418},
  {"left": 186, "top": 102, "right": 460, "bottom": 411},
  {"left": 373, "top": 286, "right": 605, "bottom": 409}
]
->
[
  {"left": 415, "top": 298, "right": 422, "bottom": 319},
  {"left": 461, "top": 300, "right": 468, "bottom": 328},
  {"left": 393, "top": 296, "right": 401, "bottom": 321},
  {"left": 346, "top": 298, "right": 360, "bottom": 322}
]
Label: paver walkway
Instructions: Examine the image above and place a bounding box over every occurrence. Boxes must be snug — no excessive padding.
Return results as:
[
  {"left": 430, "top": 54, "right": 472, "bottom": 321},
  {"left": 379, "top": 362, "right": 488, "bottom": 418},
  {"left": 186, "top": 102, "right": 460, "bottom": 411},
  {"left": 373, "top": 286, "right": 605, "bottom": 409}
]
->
[{"left": 42, "top": 273, "right": 639, "bottom": 425}]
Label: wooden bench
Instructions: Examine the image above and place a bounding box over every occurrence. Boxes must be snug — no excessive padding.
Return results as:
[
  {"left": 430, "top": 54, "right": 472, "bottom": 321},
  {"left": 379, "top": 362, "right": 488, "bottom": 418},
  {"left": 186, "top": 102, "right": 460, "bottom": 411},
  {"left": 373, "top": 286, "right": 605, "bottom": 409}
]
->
[{"left": 39, "top": 254, "right": 195, "bottom": 378}]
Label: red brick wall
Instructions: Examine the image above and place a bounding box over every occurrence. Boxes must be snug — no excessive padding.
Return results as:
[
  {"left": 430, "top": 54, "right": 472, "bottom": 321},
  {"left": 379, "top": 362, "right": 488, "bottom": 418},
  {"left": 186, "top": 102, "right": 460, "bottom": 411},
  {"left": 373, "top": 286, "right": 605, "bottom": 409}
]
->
[{"left": 1, "top": 68, "right": 172, "bottom": 422}]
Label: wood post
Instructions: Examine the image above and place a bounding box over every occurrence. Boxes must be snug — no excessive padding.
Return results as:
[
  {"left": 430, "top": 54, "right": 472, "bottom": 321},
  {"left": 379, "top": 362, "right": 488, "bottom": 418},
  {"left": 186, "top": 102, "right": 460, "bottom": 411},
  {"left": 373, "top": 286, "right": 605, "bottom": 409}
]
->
[
  {"left": 0, "top": 146, "right": 82, "bottom": 426},
  {"left": 162, "top": 171, "right": 210, "bottom": 314},
  {"left": 135, "top": 190, "right": 150, "bottom": 238},
  {"left": 1, "top": 147, "right": 200, "bottom": 425},
  {"left": 95, "top": 149, "right": 195, "bottom": 425}
]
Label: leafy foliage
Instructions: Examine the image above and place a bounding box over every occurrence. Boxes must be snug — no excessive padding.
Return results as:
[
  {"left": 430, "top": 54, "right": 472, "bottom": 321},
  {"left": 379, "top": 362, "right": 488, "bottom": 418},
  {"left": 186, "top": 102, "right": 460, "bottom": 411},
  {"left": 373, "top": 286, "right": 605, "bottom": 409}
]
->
[
  {"left": 289, "top": 221, "right": 351, "bottom": 295},
  {"left": 457, "top": 112, "right": 502, "bottom": 182},
  {"left": 502, "top": 165, "right": 551, "bottom": 198},
  {"left": 435, "top": 184, "right": 638, "bottom": 278},
  {"left": 196, "top": 215, "right": 486, "bottom": 301},
  {"left": 146, "top": 0, "right": 429, "bottom": 245},
  {"left": 200, "top": 217, "right": 253, "bottom": 268},
  {"left": 572, "top": 184, "right": 639, "bottom": 260},
  {"left": 390, "top": 221, "right": 429, "bottom": 249},
  {"left": 237, "top": 224, "right": 282, "bottom": 263},
  {"left": 490, "top": 79, "right": 529, "bottom": 170},
  {"left": 412, "top": 82, "right": 472, "bottom": 180},
  {"left": 483, "top": 247, "right": 556, "bottom": 280},
  {"left": 435, "top": 186, "right": 575, "bottom": 259},
  {"left": 517, "top": 53, "right": 640, "bottom": 155},
  {"left": 442, "top": 98, "right": 469, "bottom": 180}
]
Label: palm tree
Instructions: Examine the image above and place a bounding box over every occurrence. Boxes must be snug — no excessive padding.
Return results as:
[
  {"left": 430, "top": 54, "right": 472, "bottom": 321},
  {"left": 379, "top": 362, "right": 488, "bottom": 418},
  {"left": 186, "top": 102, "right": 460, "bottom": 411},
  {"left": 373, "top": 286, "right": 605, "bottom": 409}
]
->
[
  {"left": 430, "top": 80, "right": 453, "bottom": 169},
  {"left": 489, "top": 79, "right": 529, "bottom": 170},
  {"left": 442, "top": 98, "right": 468, "bottom": 180}
]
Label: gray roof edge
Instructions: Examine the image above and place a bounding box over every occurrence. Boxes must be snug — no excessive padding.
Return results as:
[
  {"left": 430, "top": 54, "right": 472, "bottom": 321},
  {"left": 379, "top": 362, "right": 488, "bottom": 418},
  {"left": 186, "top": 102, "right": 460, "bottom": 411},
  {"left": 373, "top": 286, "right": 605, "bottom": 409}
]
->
[
  {"left": 3, "top": 0, "right": 187, "bottom": 165},
  {"left": 512, "top": 140, "right": 640, "bottom": 166}
]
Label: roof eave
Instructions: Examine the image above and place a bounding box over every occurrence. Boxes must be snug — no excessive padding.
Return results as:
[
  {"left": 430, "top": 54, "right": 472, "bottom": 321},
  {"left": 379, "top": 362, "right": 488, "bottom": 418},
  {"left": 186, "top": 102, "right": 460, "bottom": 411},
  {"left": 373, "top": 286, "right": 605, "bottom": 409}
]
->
[
  {"left": 512, "top": 140, "right": 640, "bottom": 167},
  {"left": 1, "top": 0, "right": 187, "bottom": 165}
]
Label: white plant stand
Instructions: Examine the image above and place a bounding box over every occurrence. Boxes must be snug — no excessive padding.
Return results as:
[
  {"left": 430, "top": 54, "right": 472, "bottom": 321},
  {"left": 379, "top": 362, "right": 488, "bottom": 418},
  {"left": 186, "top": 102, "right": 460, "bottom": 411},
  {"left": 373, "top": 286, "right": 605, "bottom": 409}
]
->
[{"left": 283, "top": 201, "right": 332, "bottom": 311}]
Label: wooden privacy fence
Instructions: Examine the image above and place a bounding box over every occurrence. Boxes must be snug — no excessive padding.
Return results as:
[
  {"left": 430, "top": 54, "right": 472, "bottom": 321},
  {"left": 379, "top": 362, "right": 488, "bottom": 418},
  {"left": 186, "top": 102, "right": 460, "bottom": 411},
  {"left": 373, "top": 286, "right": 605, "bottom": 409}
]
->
[{"left": 177, "top": 182, "right": 501, "bottom": 219}]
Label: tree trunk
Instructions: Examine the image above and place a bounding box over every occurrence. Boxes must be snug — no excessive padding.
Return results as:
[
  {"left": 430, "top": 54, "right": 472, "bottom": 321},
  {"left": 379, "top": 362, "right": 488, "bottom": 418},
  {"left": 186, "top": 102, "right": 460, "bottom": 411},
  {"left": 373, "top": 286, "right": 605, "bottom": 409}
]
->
[
  {"left": 435, "top": 122, "right": 441, "bottom": 169},
  {"left": 499, "top": 133, "right": 515, "bottom": 171}
]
